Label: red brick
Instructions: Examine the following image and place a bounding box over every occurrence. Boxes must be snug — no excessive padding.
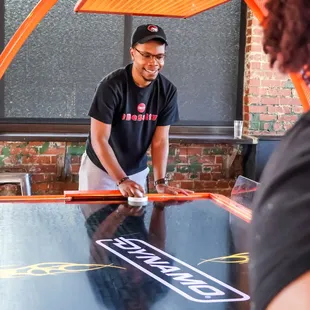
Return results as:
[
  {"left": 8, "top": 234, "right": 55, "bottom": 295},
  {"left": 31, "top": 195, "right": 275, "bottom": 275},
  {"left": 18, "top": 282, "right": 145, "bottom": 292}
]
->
[
  {"left": 27, "top": 142, "right": 44, "bottom": 147},
  {"left": 216, "top": 180, "right": 231, "bottom": 188},
  {"left": 48, "top": 182, "right": 65, "bottom": 191},
  {"left": 71, "top": 156, "right": 81, "bottom": 164},
  {"left": 252, "top": 28, "right": 263, "bottom": 35},
  {"left": 32, "top": 183, "right": 49, "bottom": 193},
  {"left": 279, "top": 89, "right": 292, "bottom": 97},
  {"left": 212, "top": 173, "right": 223, "bottom": 181},
  {"left": 199, "top": 173, "right": 212, "bottom": 181},
  {"left": 248, "top": 79, "right": 261, "bottom": 87},
  {"left": 203, "top": 165, "right": 221, "bottom": 172},
  {"left": 243, "top": 113, "right": 250, "bottom": 121},
  {"left": 263, "top": 123, "right": 270, "bottom": 130},
  {"left": 249, "top": 105, "right": 267, "bottom": 113},
  {"left": 43, "top": 148, "right": 65, "bottom": 155},
  {"left": 260, "top": 72, "right": 274, "bottom": 79},
  {"left": 71, "top": 164, "right": 80, "bottom": 174},
  {"left": 3, "top": 156, "right": 19, "bottom": 165},
  {"left": 283, "top": 123, "right": 294, "bottom": 131},
  {"left": 261, "top": 63, "right": 272, "bottom": 71},
  {"left": 278, "top": 115, "right": 299, "bottom": 122},
  {"left": 292, "top": 106, "right": 304, "bottom": 114},
  {"left": 22, "top": 155, "right": 51, "bottom": 165},
  {"left": 251, "top": 36, "right": 263, "bottom": 44},
  {"left": 248, "top": 44, "right": 263, "bottom": 52},
  {"left": 248, "top": 86, "right": 260, "bottom": 96},
  {"left": 168, "top": 157, "right": 177, "bottom": 164},
  {"left": 261, "top": 80, "right": 282, "bottom": 87},
  {"left": 31, "top": 174, "right": 46, "bottom": 183},
  {"left": 194, "top": 181, "right": 217, "bottom": 190},
  {"left": 173, "top": 173, "right": 188, "bottom": 180},
  {"left": 29, "top": 165, "right": 57, "bottom": 173},
  {"left": 168, "top": 181, "right": 181, "bottom": 188},
  {"left": 180, "top": 181, "right": 195, "bottom": 190},
  {"left": 249, "top": 62, "right": 261, "bottom": 70},
  {"left": 260, "top": 88, "right": 291, "bottom": 97},
  {"left": 201, "top": 155, "right": 216, "bottom": 165},
  {"left": 247, "top": 96, "right": 261, "bottom": 104},
  {"left": 51, "top": 156, "right": 58, "bottom": 164},
  {"left": 9, "top": 147, "right": 37, "bottom": 156},
  {"left": 249, "top": 54, "right": 262, "bottom": 61},
  {"left": 261, "top": 97, "right": 280, "bottom": 105},
  {"left": 279, "top": 98, "right": 301, "bottom": 105},
  {"left": 187, "top": 147, "right": 202, "bottom": 156},
  {"left": 178, "top": 148, "right": 187, "bottom": 156},
  {"left": 267, "top": 106, "right": 291, "bottom": 114},
  {"left": 273, "top": 122, "right": 284, "bottom": 131},
  {"left": 260, "top": 114, "right": 275, "bottom": 121},
  {"left": 215, "top": 156, "right": 223, "bottom": 164},
  {"left": 177, "top": 156, "right": 188, "bottom": 164}
]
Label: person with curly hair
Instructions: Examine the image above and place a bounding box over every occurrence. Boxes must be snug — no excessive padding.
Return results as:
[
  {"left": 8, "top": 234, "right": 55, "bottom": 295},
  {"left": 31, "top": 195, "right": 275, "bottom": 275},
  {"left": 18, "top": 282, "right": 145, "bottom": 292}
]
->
[{"left": 249, "top": 0, "right": 310, "bottom": 309}]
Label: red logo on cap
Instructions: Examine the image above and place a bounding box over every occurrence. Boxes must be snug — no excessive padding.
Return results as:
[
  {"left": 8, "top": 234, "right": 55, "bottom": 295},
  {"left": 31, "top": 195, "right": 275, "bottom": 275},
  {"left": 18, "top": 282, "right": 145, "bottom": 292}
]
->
[
  {"left": 147, "top": 25, "right": 158, "bottom": 33},
  {"left": 137, "top": 103, "right": 146, "bottom": 113}
]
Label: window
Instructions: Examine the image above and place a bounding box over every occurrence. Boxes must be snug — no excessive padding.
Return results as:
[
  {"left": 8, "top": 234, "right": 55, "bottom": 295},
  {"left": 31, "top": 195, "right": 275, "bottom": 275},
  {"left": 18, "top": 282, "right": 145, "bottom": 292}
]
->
[{"left": 1, "top": 0, "right": 245, "bottom": 130}]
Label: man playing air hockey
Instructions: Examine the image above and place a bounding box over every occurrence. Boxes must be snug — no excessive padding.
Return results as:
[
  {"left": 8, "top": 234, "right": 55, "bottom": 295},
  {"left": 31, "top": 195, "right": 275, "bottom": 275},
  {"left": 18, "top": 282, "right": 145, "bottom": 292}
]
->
[{"left": 79, "top": 24, "right": 193, "bottom": 198}]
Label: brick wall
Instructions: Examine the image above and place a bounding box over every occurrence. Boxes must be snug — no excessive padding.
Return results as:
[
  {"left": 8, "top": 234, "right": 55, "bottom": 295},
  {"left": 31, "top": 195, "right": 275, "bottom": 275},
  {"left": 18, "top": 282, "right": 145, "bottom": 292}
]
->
[
  {"left": 0, "top": 142, "right": 243, "bottom": 196},
  {"left": 243, "top": 10, "right": 303, "bottom": 136}
]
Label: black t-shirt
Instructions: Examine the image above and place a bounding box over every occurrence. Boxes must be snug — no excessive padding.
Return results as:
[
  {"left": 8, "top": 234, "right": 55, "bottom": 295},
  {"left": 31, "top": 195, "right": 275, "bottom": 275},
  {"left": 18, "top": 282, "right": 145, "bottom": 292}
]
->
[
  {"left": 249, "top": 110, "right": 310, "bottom": 310},
  {"left": 86, "top": 64, "right": 179, "bottom": 176}
]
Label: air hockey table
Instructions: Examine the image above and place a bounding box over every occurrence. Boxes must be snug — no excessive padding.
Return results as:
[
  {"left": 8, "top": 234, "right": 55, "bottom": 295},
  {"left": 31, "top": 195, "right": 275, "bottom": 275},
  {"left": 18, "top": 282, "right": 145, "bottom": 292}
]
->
[{"left": 0, "top": 176, "right": 257, "bottom": 310}]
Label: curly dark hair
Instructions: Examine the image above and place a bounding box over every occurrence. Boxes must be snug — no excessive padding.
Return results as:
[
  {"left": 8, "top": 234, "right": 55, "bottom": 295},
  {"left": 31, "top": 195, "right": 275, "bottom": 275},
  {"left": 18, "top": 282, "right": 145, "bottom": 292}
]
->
[{"left": 262, "top": 0, "right": 310, "bottom": 84}]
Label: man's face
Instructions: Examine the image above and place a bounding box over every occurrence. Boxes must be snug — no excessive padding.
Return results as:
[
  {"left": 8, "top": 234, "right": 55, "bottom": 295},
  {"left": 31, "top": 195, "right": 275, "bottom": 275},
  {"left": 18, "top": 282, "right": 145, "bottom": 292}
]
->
[{"left": 130, "top": 40, "right": 166, "bottom": 82}]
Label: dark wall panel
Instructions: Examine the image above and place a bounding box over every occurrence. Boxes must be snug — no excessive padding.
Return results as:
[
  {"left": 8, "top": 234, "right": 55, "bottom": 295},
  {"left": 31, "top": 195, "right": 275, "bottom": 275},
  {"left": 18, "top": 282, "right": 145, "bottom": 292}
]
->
[
  {"left": 4, "top": 0, "right": 242, "bottom": 123},
  {"left": 4, "top": 0, "right": 124, "bottom": 118},
  {"left": 132, "top": 0, "right": 242, "bottom": 122}
]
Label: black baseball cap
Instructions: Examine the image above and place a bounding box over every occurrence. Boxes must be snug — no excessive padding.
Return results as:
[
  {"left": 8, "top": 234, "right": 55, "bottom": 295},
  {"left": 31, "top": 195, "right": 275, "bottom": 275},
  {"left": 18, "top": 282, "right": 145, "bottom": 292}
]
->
[{"left": 131, "top": 24, "right": 168, "bottom": 47}]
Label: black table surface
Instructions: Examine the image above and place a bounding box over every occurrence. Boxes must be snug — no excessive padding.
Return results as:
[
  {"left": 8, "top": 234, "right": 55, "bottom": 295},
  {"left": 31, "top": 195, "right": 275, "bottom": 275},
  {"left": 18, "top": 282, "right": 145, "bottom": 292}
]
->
[{"left": 0, "top": 199, "right": 250, "bottom": 310}]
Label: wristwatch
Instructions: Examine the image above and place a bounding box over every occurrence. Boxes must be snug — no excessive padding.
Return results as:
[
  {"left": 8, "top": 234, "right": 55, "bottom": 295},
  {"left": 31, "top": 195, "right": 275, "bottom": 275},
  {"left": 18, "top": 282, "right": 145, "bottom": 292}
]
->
[
  {"left": 117, "top": 176, "right": 129, "bottom": 186},
  {"left": 154, "top": 177, "right": 168, "bottom": 187}
]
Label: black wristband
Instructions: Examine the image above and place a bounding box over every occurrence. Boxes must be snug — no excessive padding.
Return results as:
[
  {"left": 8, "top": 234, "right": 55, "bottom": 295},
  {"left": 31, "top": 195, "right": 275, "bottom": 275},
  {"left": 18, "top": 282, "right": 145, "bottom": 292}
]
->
[
  {"left": 154, "top": 177, "right": 168, "bottom": 187},
  {"left": 117, "top": 177, "right": 129, "bottom": 186}
]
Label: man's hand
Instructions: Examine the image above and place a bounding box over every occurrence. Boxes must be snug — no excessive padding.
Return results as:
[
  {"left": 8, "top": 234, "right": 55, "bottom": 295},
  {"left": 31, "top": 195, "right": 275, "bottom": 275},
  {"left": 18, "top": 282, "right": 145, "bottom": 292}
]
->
[
  {"left": 155, "top": 184, "right": 194, "bottom": 196},
  {"left": 118, "top": 179, "right": 145, "bottom": 197}
]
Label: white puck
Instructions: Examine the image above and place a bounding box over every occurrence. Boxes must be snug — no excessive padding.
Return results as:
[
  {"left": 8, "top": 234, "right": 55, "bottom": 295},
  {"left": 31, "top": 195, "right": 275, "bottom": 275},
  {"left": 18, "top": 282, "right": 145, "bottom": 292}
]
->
[{"left": 128, "top": 196, "right": 148, "bottom": 203}]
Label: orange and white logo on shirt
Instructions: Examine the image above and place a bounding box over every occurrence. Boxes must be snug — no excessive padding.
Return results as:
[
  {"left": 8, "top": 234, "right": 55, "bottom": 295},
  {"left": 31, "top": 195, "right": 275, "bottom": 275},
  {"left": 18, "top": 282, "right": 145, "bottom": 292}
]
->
[{"left": 137, "top": 103, "right": 146, "bottom": 113}]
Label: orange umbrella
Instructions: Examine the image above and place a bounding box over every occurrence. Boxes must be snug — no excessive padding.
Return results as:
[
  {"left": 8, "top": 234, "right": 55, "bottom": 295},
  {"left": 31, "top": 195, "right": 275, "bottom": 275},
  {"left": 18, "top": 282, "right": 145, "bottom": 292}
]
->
[{"left": 74, "top": 0, "right": 230, "bottom": 18}]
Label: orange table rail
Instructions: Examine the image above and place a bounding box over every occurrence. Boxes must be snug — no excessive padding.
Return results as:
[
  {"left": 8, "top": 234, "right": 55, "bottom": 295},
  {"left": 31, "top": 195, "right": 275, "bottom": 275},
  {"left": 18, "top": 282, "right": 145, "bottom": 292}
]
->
[{"left": 0, "top": 190, "right": 252, "bottom": 223}]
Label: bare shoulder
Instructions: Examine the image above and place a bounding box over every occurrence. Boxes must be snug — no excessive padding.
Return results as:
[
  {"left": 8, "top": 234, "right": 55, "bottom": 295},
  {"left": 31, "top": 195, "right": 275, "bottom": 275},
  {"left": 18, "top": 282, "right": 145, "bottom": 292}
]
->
[{"left": 267, "top": 271, "right": 310, "bottom": 310}]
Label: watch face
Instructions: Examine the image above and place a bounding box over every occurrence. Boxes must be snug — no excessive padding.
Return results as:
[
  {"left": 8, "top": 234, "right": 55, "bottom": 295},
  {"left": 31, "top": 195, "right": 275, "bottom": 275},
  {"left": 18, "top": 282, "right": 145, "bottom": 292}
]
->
[{"left": 155, "top": 178, "right": 168, "bottom": 186}]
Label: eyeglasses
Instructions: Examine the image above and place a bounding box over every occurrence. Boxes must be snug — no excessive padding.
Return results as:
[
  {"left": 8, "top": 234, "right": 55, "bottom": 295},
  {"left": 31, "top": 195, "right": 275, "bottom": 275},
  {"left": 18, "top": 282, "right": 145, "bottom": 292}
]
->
[{"left": 134, "top": 48, "right": 166, "bottom": 63}]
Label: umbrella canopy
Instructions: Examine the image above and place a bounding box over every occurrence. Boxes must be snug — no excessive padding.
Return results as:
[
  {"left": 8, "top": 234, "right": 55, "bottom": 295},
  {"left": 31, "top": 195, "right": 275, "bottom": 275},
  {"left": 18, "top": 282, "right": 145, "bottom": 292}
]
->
[{"left": 74, "top": 0, "right": 230, "bottom": 18}]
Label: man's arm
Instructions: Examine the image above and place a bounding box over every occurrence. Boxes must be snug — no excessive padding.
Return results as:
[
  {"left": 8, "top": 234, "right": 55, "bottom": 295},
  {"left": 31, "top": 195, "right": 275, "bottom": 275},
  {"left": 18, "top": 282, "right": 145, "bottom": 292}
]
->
[
  {"left": 91, "top": 118, "right": 126, "bottom": 183},
  {"left": 91, "top": 118, "right": 144, "bottom": 196},
  {"left": 267, "top": 271, "right": 310, "bottom": 310},
  {"left": 151, "top": 125, "right": 193, "bottom": 195},
  {"left": 151, "top": 125, "right": 169, "bottom": 182}
]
